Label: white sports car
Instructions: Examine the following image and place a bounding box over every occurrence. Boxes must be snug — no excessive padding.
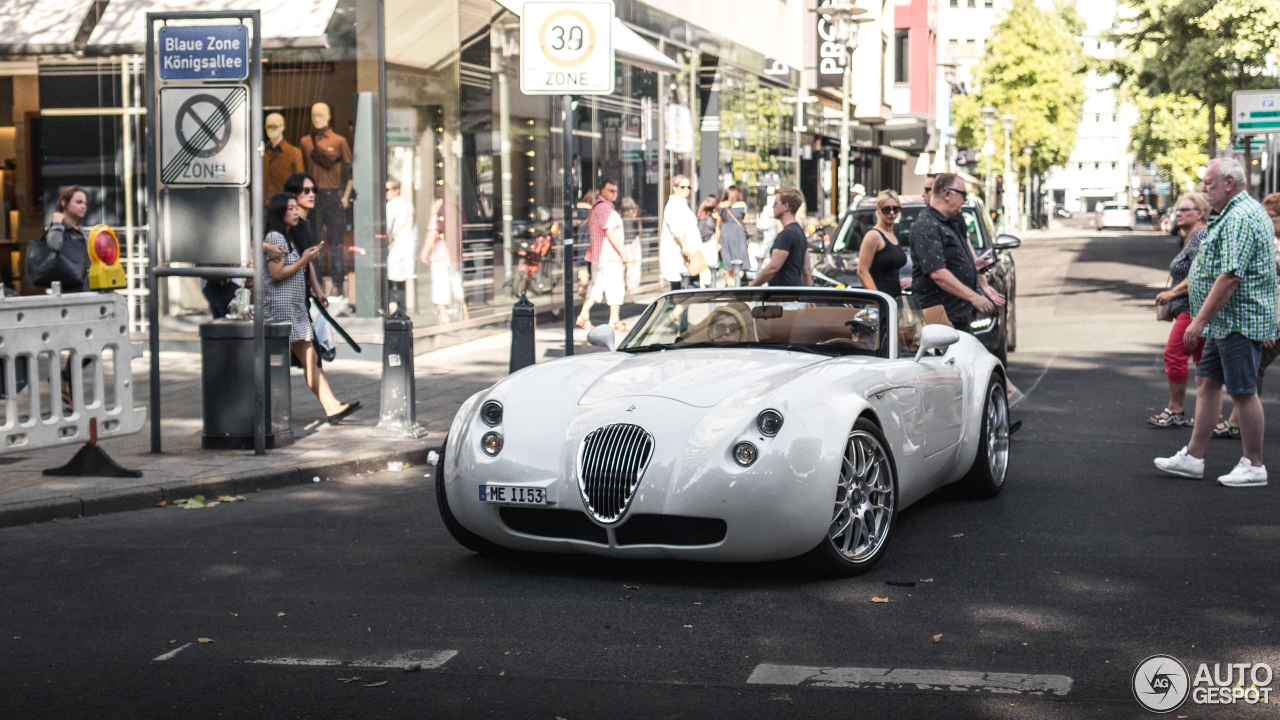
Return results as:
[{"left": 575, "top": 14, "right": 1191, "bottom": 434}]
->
[{"left": 437, "top": 288, "right": 1011, "bottom": 576}]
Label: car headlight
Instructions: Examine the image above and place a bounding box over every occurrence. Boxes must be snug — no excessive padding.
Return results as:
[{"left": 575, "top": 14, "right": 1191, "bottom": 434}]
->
[
  {"left": 970, "top": 316, "right": 993, "bottom": 329},
  {"left": 481, "top": 431, "right": 504, "bottom": 456},
  {"left": 733, "top": 441, "right": 758, "bottom": 467},
  {"left": 757, "top": 409, "right": 783, "bottom": 437},
  {"left": 480, "top": 400, "right": 503, "bottom": 426}
]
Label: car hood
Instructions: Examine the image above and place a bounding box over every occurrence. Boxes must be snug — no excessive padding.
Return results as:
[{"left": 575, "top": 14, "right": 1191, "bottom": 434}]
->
[{"left": 577, "top": 348, "right": 827, "bottom": 408}]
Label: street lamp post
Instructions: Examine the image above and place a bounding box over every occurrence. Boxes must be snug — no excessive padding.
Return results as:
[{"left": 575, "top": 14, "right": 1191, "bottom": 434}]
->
[
  {"left": 1001, "top": 113, "right": 1015, "bottom": 229},
  {"left": 1024, "top": 141, "right": 1035, "bottom": 230},
  {"left": 938, "top": 63, "right": 959, "bottom": 173},
  {"left": 981, "top": 106, "right": 996, "bottom": 212},
  {"left": 822, "top": 3, "right": 869, "bottom": 217}
]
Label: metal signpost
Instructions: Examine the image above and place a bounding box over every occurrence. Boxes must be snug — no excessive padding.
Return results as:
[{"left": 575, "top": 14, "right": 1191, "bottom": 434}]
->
[
  {"left": 520, "top": 1, "right": 614, "bottom": 355},
  {"left": 146, "top": 11, "right": 265, "bottom": 454}
]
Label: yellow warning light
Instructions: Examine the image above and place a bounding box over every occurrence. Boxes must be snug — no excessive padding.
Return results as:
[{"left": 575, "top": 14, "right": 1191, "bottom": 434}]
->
[{"left": 86, "top": 224, "right": 126, "bottom": 289}]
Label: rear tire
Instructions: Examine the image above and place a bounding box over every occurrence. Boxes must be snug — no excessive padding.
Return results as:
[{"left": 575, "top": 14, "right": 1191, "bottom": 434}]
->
[
  {"left": 435, "top": 435, "right": 512, "bottom": 555},
  {"left": 801, "top": 418, "right": 898, "bottom": 577},
  {"left": 961, "top": 375, "right": 1010, "bottom": 498}
]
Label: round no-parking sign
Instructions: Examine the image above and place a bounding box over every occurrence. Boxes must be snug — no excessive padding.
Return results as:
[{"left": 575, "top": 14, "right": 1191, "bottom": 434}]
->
[
  {"left": 520, "top": 1, "right": 614, "bottom": 95},
  {"left": 159, "top": 85, "right": 249, "bottom": 186}
]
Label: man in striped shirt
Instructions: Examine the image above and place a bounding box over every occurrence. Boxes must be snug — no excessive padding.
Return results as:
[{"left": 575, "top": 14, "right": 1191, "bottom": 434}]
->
[{"left": 1156, "top": 158, "right": 1278, "bottom": 487}]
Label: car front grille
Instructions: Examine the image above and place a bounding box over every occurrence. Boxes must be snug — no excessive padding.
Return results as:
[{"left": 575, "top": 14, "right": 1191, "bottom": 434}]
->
[
  {"left": 614, "top": 514, "right": 727, "bottom": 546},
  {"left": 498, "top": 507, "right": 608, "bottom": 544},
  {"left": 578, "top": 423, "right": 654, "bottom": 523}
]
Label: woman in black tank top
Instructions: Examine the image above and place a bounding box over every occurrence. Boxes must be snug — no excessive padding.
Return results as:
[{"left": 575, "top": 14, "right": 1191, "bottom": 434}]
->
[{"left": 857, "top": 190, "right": 907, "bottom": 297}]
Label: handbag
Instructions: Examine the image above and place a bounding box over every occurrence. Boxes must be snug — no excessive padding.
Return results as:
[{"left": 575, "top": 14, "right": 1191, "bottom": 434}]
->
[
  {"left": 1156, "top": 275, "right": 1174, "bottom": 322},
  {"left": 26, "top": 223, "right": 88, "bottom": 291},
  {"left": 686, "top": 248, "right": 709, "bottom": 276}
]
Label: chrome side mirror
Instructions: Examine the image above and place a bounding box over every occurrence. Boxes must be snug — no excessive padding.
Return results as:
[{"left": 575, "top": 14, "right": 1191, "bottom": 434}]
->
[
  {"left": 586, "top": 324, "right": 617, "bottom": 352},
  {"left": 915, "top": 324, "right": 961, "bottom": 362},
  {"left": 994, "top": 233, "right": 1022, "bottom": 250}
]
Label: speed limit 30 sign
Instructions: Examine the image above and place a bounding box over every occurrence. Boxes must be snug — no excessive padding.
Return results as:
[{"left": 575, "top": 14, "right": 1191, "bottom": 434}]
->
[{"left": 520, "top": 1, "right": 614, "bottom": 95}]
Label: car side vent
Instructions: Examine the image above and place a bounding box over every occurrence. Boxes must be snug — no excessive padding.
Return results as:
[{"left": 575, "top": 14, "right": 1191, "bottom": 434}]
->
[
  {"left": 498, "top": 507, "right": 608, "bottom": 545},
  {"left": 614, "top": 514, "right": 728, "bottom": 546},
  {"left": 578, "top": 423, "right": 654, "bottom": 523}
]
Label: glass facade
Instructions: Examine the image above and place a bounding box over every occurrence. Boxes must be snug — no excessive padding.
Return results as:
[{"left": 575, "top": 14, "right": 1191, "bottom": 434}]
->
[{"left": 3, "top": 0, "right": 798, "bottom": 348}]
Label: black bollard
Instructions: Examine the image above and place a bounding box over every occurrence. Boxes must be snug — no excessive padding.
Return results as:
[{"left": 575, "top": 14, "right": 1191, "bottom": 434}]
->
[
  {"left": 370, "top": 309, "right": 426, "bottom": 438},
  {"left": 680, "top": 271, "right": 692, "bottom": 289},
  {"left": 510, "top": 293, "right": 536, "bottom": 373},
  {"left": 731, "top": 259, "right": 743, "bottom": 286}
]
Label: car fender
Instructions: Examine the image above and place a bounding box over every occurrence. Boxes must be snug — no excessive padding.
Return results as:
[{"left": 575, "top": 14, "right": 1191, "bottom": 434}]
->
[{"left": 940, "top": 332, "right": 1005, "bottom": 486}]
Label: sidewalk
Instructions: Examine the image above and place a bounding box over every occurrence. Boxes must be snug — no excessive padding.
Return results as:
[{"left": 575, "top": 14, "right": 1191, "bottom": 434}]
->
[{"left": 0, "top": 314, "right": 615, "bottom": 529}]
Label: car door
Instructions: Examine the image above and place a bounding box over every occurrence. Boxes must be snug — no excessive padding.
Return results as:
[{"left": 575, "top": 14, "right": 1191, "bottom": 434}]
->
[{"left": 914, "top": 353, "right": 964, "bottom": 460}]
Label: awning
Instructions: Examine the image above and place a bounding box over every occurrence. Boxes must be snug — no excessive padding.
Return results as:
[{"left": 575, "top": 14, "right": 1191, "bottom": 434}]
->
[
  {"left": 0, "top": 0, "right": 100, "bottom": 52},
  {"left": 86, "top": 0, "right": 339, "bottom": 52},
  {"left": 491, "top": 0, "right": 680, "bottom": 75}
]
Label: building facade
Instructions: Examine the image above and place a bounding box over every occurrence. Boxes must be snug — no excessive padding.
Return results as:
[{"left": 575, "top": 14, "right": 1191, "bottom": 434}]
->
[{"left": 0, "top": 0, "right": 805, "bottom": 346}]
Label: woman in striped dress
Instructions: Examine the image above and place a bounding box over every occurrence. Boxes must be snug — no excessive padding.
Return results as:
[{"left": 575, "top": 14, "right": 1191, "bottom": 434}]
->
[{"left": 264, "top": 193, "right": 361, "bottom": 424}]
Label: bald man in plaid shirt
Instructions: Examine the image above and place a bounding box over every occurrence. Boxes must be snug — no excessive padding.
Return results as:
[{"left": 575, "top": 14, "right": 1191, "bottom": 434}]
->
[{"left": 1157, "top": 158, "right": 1278, "bottom": 487}]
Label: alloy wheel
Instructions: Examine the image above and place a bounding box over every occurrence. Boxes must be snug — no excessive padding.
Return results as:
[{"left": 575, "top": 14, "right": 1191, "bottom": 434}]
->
[
  {"left": 829, "top": 429, "right": 894, "bottom": 562},
  {"left": 986, "top": 383, "right": 1010, "bottom": 484}
]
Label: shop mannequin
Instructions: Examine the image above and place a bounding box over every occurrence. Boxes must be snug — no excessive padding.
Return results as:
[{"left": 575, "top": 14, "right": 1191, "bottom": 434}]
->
[
  {"left": 263, "top": 112, "right": 303, "bottom": 204},
  {"left": 299, "top": 102, "right": 354, "bottom": 296}
]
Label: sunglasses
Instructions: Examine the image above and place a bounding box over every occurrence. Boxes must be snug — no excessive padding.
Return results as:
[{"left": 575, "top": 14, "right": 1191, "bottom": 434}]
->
[
  {"left": 676, "top": 184, "right": 691, "bottom": 190},
  {"left": 943, "top": 188, "right": 967, "bottom": 200},
  {"left": 881, "top": 206, "right": 901, "bottom": 214},
  {"left": 300, "top": 187, "right": 316, "bottom": 194},
  {"left": 710, "top": 321, "right": 742, "bottom": 335},
  {"left": 1175, "top": 207, "right": 1196, "bottom": 213}
]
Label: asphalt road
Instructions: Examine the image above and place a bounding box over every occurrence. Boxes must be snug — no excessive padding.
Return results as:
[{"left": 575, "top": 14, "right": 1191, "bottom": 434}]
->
[{"left": 3, "top": 227, "right": 1278, "bottom": 719}]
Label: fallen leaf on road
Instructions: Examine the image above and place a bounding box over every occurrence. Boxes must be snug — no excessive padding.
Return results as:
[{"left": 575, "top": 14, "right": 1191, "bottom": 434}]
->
[
  {"left": 1053, "top": 571, "right": 1060, "bottom": 574},
  {"left": 933, "top": 634, "right": 943, "bottom": 643},
  {"left": 155, "top": 500, "right": 167, "bottom": 507},
  {"left": 624, "top": 584, "right": 640, "bottom": 590},
  {"left": 364, "top": 681, "right": 387, "bottom": 688},
  {"left": 230, "top": 613, "right": 238, "bottom": 617},
  {"left": 404, "top": 662, "right": 423, "bottom": 672},
  {"left": 277, "top": 612, "right": 286, "bottom": 617},
  {"left": 168, "top": 640, "right": 176, "bottom": 644},
  {"left": 871, "top": 597, "right": 892, "bottom": 603},
  {"left": 499, "top": 671, "right": 505, "bottom": 676},
  {"left": 197, "top": 638, "right": 215, "bottom": 644},
  {"left": 919, "top": 578, "right": 934, "bottom": 583},
  {"left": 770, "top": 693, "right": 794, "bottom": 704},
  {"left": 683, "top": 625, "right": 693, "bottom": 628},
  {"left": 336, "top": 677, "right": 361, "bottom": 683},
  {"left": 217, "top": 495, "right": 246, "bottom": 502},
  {"left": 349, "top": 613, "right": 359, "bottom": 617},
  {"left": 950, "top": 533, "right": 964, "bottom": 538}
]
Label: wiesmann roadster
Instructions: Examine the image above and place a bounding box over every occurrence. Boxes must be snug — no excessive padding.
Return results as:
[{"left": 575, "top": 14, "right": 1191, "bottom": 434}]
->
[{"left": 437, "top": 288, "right": 1011, "bottom": 576}]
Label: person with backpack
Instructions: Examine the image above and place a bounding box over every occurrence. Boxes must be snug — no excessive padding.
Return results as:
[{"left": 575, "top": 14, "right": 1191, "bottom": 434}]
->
[{"left": 27, "top": 186, "right": 90, "bottom": 293}]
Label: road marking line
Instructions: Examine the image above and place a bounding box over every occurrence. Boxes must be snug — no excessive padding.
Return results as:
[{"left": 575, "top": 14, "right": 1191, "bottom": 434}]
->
[
  {"left": 246, "top": 650, "right": 458, "bottom": 669},
  {"left": 350, "top": 650, "right": 458, "bottom": 669},
  {"left": 248, "top": 657, "right": 343, "bottom": 667},
  {"left": 747, "top": 664, "right": 1073, "bottom": 696},
  {"left": 152, "top": 642, "right": 193, "bottom": 661}
]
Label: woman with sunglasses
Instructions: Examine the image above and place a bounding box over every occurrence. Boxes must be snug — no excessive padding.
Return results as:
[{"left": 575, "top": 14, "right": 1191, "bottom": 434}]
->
[
  {"left": 856, "top": 190, "right": 907, "bottom": 298},
  {"left": 1148, "top": 191, "right": 1210, "bottom": 428},
  {"left": 282, "top": 173, "right": 328, "bottom": 305}
]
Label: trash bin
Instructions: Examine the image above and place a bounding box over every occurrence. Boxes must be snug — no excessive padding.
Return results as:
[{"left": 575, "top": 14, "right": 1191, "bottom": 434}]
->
[{"left": 199, "top": 319, "right": 294, "bottom": 449}]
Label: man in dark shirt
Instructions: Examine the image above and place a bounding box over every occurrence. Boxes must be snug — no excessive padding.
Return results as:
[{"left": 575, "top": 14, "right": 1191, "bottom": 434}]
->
[
  {"left": 910, "top": 173, "right": 1000, "bottom": 325},
  {"left": 750, "top": 186, "right": 811, "bottom": 287}
]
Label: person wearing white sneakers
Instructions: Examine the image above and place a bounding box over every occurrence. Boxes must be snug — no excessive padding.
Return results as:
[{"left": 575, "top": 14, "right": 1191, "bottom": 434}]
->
[{"left": 1155, "top": 158, "right": 1278, "bottom": 488}]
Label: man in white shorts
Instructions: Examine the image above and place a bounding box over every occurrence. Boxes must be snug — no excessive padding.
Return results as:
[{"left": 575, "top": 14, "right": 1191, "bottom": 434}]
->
[{"left": 577, "top": 180, "right": 628, "bottom": 331}]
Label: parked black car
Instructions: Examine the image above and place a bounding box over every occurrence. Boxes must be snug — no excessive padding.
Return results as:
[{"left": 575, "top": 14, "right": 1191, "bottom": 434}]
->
[
  {"left": 811, "top": 196, "right": 1020, "bottom": 363},
  {"left": 1135, "top": 205, "right": 1152, "bottom": 224}
]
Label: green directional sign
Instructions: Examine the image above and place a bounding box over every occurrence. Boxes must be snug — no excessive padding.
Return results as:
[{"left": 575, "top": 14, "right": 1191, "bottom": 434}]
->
[{"left": 1233, "top": 90, "right": 1280, "bottom": 134}]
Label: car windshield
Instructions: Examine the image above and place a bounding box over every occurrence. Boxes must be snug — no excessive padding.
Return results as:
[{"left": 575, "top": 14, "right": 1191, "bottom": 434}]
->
[
  {"left": 832, "top": 205, "right": 989, "bottom": 254},
  {"left": 620, "top": 289, "right": 889, "bottom": 358}
]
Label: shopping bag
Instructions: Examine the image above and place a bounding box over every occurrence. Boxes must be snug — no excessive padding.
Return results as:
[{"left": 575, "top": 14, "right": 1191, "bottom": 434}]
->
[{"left": 313, "top": 310, "right": 338, "bottom": 362}]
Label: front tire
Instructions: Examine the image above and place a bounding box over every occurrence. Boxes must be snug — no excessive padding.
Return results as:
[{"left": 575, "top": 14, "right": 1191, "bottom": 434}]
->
[
  {"left": 435, "top": 435, "right": 511, "bottom": 555},
  {"left": 802, "top": 418, "right": 898, "bottom": 577},
  {"left": 961, "top": 375, "right": 1010, "bottom": 498}
]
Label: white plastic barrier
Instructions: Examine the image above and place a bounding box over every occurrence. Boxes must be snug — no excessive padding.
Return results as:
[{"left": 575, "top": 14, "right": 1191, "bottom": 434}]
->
[{"left": 0, "top": 290, "right": 146, "bottom": 453}]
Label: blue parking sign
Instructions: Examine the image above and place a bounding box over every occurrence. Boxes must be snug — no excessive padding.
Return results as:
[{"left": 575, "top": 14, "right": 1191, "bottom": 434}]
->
[{"left": 158, "top": 25, "right": 249, "bottom": 81}]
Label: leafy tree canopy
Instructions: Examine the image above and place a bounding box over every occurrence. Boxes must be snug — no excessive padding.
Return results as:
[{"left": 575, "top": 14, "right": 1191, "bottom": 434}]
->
[
  {"left": 1130, "top": 93, "right": 1230, "bottom": 191},
  {"left": 953, "top": 0, "right": 1086, "bottom": 180}
]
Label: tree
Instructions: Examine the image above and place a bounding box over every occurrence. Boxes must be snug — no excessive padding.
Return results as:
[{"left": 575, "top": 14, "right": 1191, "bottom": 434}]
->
[
  {"left": 1130, "top": 93, "right": 1230, "bottom": 193},
  {"left": 953, "top": 0, "right": 1087, "bottom": 188},
  {"left": 1109, "top": 0, "right": 1280, "bottom": 161}
]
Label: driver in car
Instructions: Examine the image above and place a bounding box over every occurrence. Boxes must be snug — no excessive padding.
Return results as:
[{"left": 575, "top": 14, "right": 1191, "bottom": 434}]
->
[
  {"left": 707, "top": 309, "right": 746, "bottom": 343},
  {"left": 846, "top": 306, "right": 879, "bottom": 351}
]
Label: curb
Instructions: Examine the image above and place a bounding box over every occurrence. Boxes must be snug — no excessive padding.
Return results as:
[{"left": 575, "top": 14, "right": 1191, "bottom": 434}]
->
[{"left": 0, "top": 434, "right": 445, "bottom": 530}]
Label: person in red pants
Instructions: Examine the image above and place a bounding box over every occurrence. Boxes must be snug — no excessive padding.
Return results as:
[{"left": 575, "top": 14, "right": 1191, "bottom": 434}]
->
[{"left": 1150, "top": 192, "right": 1211, "bottom": 427}]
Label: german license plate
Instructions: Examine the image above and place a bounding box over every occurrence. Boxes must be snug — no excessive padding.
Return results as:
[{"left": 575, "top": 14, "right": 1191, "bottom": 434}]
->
[{"left": 479, "top": 485, "right": 546, "bottom": 505}]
